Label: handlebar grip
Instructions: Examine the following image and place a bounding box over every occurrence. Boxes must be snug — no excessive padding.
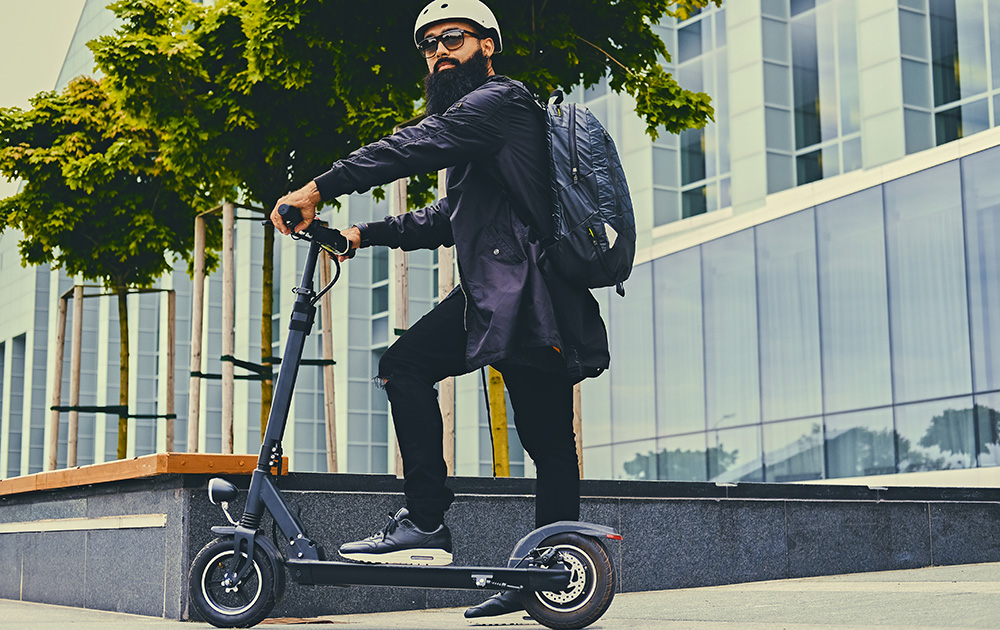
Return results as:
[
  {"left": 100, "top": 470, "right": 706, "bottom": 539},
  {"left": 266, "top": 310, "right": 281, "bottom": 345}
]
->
[{"left": 278, "top": 203, "right": 303, "bottom": 228}]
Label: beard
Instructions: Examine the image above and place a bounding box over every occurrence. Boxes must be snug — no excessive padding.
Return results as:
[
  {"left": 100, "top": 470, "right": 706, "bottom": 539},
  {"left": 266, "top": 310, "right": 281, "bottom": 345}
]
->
[{"left": 423, "top": 49, "right": 491, "bottom": 116}]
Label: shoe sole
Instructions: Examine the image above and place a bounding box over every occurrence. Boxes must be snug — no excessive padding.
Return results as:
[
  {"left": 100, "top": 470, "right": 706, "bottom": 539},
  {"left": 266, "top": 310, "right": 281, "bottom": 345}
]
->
[
  {"left": 339, "top": 548, "right": 454, "bottom": 566},
  {"left": 465, "top": 611, "right": 531, "bottom": 625}
]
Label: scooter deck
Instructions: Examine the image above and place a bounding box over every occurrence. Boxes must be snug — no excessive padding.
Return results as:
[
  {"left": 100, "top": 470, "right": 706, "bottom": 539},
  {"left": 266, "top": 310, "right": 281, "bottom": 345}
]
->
[{"left": 286, "top": 558, "right": 572, "bottom": 591}]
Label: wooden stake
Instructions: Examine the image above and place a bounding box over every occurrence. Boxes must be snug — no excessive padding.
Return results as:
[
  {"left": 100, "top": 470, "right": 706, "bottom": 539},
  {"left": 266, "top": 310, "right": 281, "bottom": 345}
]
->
[
  {"left": 319, "top": 252, "right": 338, "bottom": 473},
  {"left": 573, "top": 383, "right": 583, "bottom": 478},
  {"left": 488, "top": 366, "right": 510, "bottom": 477},
  {"left": 187, "top": 215, "right": 206, "bottom": 453},
  {"left": 67, "top": 285, "right": 83, "bottom": 467},
  {"left": 165, "top": 290, "right": 176, "bottom": 453},
  {"left": 392, "top": 175, "right": 408, "bottom": 478},
  {"left": 437, "top": 169, "right": 456, "bottom": 475},
  {"left": 221, "top": 202, "right": 235, "bottom": 454},
  {"left": 46, "top": 294, "right": 68, "bottom": 471}
]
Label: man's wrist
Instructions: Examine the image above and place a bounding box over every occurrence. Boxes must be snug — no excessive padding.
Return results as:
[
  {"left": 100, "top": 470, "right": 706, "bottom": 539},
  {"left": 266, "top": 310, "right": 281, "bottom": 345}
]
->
[
  {"left": 303, "top": 181, "right": 322, "bottom": 205},
  {"left": 353, "top": 223, "right": 372, "bottom": 248}
]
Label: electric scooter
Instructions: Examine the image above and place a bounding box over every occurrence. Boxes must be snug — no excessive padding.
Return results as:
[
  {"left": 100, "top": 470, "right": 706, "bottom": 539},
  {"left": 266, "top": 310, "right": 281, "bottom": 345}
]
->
[{"left": 188, "top": 205, "right": 621, "bottom": 629}]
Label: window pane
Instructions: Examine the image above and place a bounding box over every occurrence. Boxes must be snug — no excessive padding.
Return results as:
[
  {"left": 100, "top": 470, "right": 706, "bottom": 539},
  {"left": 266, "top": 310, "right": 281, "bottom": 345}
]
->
[
  {"left": 817, "top": 188, "right": 892, "bottom": 413},
  {"left": 762, "top": 0, "right": 789, "bottom": 18},
  {"left": 582, "top": 445, "right": 613, "bottom": 479},
  {"left": 825, "top": 409, "right": 896, "bottom": 478},
  {"left": 905, "top": 108, "right": 934, "bottom": 154},
  {"left": 703, "top": 230, "right": 760, "bottom": 430},
  {"left": 935, "top": 101, "right": 989, "bottom": 145},
  {"left": 757, "top": 211, "right": 822, "bottom": 422},
  {"left": 991, "top": 0, "right": 1000, "bottom": 89},
  {"left": 796, "top": 150, "right": 822, "bottom": 185},
  {"left": 372, "top": 248, "right": 389, "bottom": 282},
  {"left": 961, "top": 146, "right": 1000, "bottom": 392},
  {"left": 884, "top": 162, "right": 972, "bottom": 402},
  {"left": 822, "top": 143, "right": 840, "bottom": 178},
  {"left": 709, "top": 425, "right": 763, "bottom": 482},
  {"left": 654, "top": 248, "right": 705, "bottom": 435},
  {"left": 372, "top": 285, "right": 388, "bottom": 314},
  {"left": 792, "top": 12, "right": 821, "bottom": 149},
  {"left": 766, "top": 106, "right": 793, "bottom": 151},
  {"left": 843, "top": 137, "right": 862, "bottom": 172},
  {"left": 615, "top": 439, "right": 657, "bottom": 480},
  {"left": 654, "top": 189, "right": 680, "bottom": 226},
  {"left": 815, "top": 3, "right": 839, "bottom": 142},
  {"left": 900, "top": 9, "right": 929, "bottom": 59},
  {"left": 791, "top": 0, "right": 816, "bottom": 18},
  {"left": 896, "top": 397, "right": 975, "bottom": 472},
  {"left": 762, "top": 18, "right": 789, "bottom": 63},
  {"left": 609, "top": 263, "right": 656, "bottom": 443},
  {"left": 682, "top": 187, "right": 707, "bottom": 218},
  {"left": 955, "top": 0, "right": 988, "bottom": 98},
  {"left": 653, "top": 147, "right": 679, "bottom": 188},
  {"left": 763, "top": 418, "right": 824, "bottom": 482},
  {"left": 902, "top": 59, "right": 931, "bottom": 108},
  {"left": 678, "top": 20, "right": 702, "bottom": 63},
  {"left": 930, "top": 0, "right": 960, "bottom": 106},
  {"left": 767, "top": 152, "right": 794, "bottom": 194},
  {"left": 764, "top": 62, "right": 791, "bottom": 106},
  {"left": 681, "top": 129, "right": 706, "bottom": 185},
  {"left": 973, "top": 392, "right": 1000, "bottom": 467},
  {"left": 657, "top": 433, "right": 708, "bottom": 481},
  {"left": 837, "top": 0, "right": 861, "bottom": 135}
]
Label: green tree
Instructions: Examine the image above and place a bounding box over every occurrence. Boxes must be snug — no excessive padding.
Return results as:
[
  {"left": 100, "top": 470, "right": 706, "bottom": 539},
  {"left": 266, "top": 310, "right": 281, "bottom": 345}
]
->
[
  {"left": 90, "top": 0, "right": 721, "bottom": 434},
  {"left": 0, "top": 76, "right": 211, "bottom": 459}
]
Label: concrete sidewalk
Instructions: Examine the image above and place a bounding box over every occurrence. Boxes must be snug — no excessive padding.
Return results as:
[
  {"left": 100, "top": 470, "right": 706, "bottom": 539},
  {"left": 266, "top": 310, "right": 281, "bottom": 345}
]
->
[{"left": 3, "top": 562, "right": 998, "bottom": 630}]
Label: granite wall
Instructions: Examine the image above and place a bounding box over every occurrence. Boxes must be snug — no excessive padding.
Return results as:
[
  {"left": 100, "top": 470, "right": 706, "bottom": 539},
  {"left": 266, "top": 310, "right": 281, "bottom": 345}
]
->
[{"left": 1, "top": 473, "right": 998, "bottom": 620}]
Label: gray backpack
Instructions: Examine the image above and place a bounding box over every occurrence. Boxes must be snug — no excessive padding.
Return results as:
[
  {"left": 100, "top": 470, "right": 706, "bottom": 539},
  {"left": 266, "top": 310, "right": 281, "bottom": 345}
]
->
[{"left": 537, "top": 90, "right": 636, "bottom": 297}]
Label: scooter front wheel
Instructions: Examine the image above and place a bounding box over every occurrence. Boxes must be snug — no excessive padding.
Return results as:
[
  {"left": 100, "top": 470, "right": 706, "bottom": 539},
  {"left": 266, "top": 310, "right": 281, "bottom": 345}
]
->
[
  {"left": 189, "top": 536, "right": 278, "bottom": 628},
  {"left": 520, "top": 532, "right": 616, "bottom": 630}
]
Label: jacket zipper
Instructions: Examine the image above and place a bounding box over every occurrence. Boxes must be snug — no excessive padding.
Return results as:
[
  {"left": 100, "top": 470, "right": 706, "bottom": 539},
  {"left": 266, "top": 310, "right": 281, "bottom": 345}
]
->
[
  {"left": 459, "top": 281, "right": 469, "bottom": 331},
  {"left": 569, "top": 104, "right": 579, "bottom": 182}
]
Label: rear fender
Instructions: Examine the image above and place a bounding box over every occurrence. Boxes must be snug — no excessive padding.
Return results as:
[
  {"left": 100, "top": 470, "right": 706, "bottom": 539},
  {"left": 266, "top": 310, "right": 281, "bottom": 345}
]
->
[{"left": 508, "top": 520, "right": 621, "bottom": 567}]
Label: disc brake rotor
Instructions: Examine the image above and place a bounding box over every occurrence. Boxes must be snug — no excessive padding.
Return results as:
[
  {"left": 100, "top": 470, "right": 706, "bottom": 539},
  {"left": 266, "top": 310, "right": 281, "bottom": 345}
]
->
[{"left": 540, "top": 549, "right": 588, "bottom": 604}]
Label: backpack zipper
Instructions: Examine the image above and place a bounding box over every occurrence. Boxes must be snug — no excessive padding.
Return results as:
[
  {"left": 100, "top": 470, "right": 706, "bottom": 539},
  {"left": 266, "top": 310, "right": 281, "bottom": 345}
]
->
[
  {"left": 569, "top": 104, "right": 579, "bottom": 182},
  {"left": 604, "top": 131, "right": 617, "bottom": 216}
]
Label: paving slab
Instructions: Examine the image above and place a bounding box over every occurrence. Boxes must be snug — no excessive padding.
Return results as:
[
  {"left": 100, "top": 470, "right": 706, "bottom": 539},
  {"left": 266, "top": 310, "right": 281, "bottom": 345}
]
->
[{"left": 2, "top": 562, "right": 998, "bottom": 630}]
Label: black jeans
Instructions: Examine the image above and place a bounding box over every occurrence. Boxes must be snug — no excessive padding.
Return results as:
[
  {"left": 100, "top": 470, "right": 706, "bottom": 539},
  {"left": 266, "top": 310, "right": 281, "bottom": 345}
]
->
[{"left": 377, "top": 289, "right": 580, "bottom": 531}]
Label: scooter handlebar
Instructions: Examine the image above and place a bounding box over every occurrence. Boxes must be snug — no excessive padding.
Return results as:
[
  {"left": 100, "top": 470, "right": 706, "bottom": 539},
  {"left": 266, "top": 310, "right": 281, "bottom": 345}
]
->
[{"left": 267, "top": 204, "right": 355, "bottom": 257}]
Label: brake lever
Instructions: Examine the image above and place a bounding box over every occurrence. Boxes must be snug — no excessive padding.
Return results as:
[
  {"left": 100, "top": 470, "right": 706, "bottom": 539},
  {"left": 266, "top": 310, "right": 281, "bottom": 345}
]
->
[{"left": 262, "top": 204, "right": 356, "bottom": 258}]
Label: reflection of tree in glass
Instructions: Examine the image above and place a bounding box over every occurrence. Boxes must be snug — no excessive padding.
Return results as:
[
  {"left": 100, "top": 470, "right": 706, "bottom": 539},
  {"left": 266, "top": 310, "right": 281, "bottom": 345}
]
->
[
  {"left": 622, "top": 446, "right": 738, "bottom": 481},
  {"left": 916, "top": 404, "right": 1000, "bottom": 462}
]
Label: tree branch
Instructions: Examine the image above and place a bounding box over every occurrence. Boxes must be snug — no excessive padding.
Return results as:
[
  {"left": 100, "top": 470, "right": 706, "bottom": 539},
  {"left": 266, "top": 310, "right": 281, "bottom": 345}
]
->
[{"left": 574, "top": 35, "right": 638, "bottom": 78}]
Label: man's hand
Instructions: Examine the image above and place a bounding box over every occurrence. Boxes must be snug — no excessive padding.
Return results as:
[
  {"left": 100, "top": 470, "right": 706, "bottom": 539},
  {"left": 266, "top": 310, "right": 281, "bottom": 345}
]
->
[
  {"left": 271, "top": 181, "right": 322, "bottom": 235},
  {"left": 337, "top": 226, "right": 361, "bottom": 262}
]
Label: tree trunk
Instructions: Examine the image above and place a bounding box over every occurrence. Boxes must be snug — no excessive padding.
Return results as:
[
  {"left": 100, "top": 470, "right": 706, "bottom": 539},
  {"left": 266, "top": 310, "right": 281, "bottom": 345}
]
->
[
  {"left": 261, "top": 222, "right": 274, "bottom": 438},
  {"left": 117, "top": 286, "right": 129, "bottom": 460}
]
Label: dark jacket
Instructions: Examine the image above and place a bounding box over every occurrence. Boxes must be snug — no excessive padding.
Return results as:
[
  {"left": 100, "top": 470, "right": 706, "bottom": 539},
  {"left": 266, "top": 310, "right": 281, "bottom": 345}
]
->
[{"left": 314, "top": 75, "right": 609, "bottom": 382}]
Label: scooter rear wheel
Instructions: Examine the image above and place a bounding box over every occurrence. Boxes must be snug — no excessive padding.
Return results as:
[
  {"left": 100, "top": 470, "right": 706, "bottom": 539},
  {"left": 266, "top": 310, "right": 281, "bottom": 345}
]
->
[
  {"left": 189, "top": 536, "right": 278, "bottom": 628},
  {"left": 520, "top": 532, "right": 616, "bottom": 630}
]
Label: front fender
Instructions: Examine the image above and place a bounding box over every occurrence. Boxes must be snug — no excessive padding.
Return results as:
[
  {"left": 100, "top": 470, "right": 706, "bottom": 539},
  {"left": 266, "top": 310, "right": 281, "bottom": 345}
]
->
[
  {"left": 508, "top": 520, "right": 621, "bottom": 567},
  {"left": 209, "top": 526, "right": 287, "bottom": 602}
]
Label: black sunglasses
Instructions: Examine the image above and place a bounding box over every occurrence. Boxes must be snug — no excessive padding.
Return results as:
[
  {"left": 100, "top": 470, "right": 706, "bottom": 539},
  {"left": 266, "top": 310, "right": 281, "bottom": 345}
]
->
[{"left": 417, "top": 28, "right": 482, "bottom": 58}]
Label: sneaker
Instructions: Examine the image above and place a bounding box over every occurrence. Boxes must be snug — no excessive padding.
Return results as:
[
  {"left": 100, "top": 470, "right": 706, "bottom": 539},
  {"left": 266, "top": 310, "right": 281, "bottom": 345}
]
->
[
  {"left": 338, "top": 507, "right": 453, "bottom": 566},
  {"left": 464, "top": 590, "right": 525, "bottom": 619}
]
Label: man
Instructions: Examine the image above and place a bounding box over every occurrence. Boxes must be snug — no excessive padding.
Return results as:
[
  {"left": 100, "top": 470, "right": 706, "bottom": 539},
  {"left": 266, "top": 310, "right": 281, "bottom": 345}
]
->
[{"left": 271, "top": 0, "right": 609, "bottom": 619}]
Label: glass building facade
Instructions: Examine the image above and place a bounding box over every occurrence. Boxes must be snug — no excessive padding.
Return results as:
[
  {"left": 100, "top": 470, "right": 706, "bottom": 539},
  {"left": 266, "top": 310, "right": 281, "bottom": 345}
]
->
[
  {"left": 2, "top": 1, "right": 1000, "bottom": 484},
  {"left": 585, "top": 144, "right": 1000, "bottom": 481}
]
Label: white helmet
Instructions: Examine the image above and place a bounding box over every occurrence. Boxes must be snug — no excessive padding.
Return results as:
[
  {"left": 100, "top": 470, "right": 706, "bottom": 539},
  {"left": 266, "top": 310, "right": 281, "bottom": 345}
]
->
[{"left": 414, "top": 0, "right": 503, "bottom": 54}]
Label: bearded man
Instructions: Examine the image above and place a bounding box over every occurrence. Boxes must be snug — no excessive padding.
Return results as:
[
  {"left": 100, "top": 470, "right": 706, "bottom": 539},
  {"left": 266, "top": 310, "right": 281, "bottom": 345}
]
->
[{"left": 271, "top": 0, "right": 609, "bottom": 619}]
